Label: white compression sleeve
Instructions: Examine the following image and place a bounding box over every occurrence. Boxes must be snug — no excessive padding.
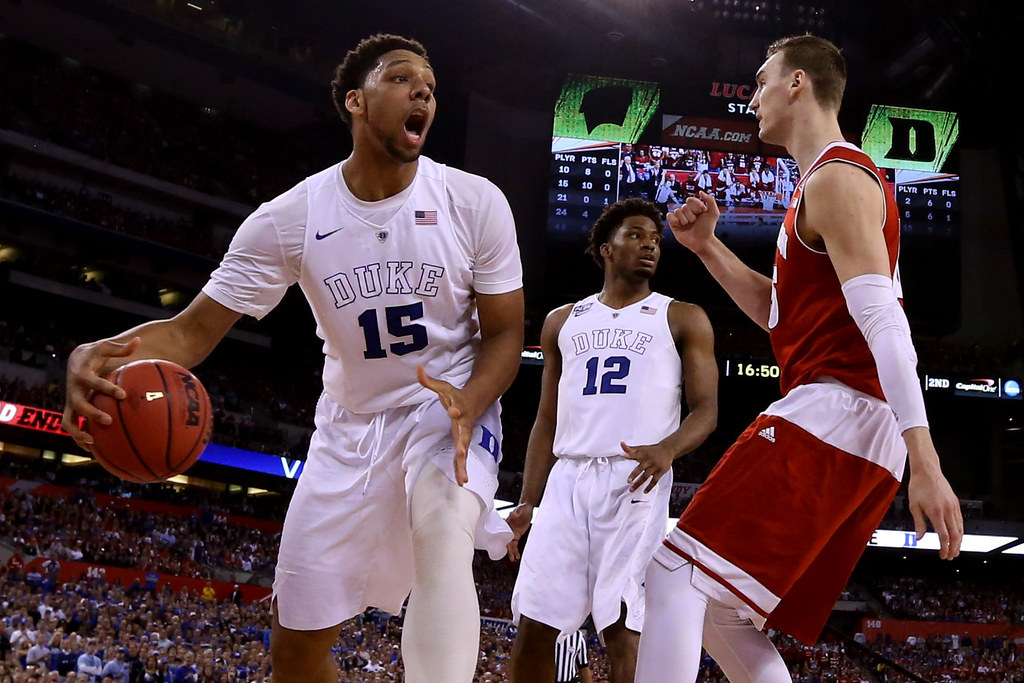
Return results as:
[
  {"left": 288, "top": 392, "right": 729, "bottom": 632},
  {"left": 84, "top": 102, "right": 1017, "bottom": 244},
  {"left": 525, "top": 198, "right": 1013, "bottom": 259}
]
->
[
  {"left": 402, "top": 464, "right": 485, "bottom": 683},
  {"left": 841, "top": 273, "right": 928, "bottom": 432}
]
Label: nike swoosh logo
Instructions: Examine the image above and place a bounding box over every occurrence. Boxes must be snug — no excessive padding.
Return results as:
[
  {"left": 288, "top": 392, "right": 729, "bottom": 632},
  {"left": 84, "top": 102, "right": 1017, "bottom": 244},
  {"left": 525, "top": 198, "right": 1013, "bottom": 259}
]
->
[
  {"left": 315, "top": 226, "right": 344, "bottom": 240},
  {"left": 630, "top": 499, "right": 644, "bottom": 504}
]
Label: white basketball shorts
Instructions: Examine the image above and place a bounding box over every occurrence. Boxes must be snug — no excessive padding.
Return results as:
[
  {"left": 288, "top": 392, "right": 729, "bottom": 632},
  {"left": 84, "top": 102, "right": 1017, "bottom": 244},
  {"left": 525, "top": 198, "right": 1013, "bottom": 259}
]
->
[
  {"left": 511, "top": 456, "right": 672, "bottom": 637},
  {"left": 273, "top": 392, "right": 513, "bottom": 630}
]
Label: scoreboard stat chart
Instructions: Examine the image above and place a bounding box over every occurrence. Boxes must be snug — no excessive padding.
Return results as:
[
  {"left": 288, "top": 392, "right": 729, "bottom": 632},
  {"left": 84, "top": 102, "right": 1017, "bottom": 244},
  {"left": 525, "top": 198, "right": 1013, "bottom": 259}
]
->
[
  {"left": 548, "top": 140, "right": 622, "bottom": 237},
  {"left": 895, "top": 170, "right": 959, "bottom": 236}
]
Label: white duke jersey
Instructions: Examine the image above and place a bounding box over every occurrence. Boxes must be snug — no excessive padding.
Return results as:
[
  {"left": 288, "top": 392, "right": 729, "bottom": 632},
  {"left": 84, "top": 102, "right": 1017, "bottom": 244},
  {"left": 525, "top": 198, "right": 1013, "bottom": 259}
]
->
[
  {"left": 203, "top": 156, "right": 522, "bottom": 413},
  {"left": 553, "top": 292, "right": 682, "bottom": 458}
]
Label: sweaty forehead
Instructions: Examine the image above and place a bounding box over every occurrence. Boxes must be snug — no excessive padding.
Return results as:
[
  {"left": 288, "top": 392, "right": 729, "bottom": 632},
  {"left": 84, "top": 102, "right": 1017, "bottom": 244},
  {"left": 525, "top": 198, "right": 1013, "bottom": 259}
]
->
[{"left": 374, "top": 50, "right": 433, "bottom": 74}]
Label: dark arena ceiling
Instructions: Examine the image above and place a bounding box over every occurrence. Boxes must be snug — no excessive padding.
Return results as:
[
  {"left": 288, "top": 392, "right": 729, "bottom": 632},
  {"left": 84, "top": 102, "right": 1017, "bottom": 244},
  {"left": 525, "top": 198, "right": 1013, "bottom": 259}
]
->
[{"left": 1, "top": 0, "right": 1015, "bottom": 145}]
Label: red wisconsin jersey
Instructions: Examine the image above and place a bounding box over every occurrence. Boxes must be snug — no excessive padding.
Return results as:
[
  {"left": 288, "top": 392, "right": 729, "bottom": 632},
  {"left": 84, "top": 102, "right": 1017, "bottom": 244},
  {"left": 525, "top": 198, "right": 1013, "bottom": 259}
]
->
[{"left": 768, "top": 142, "right": 901, "bottom": 400}]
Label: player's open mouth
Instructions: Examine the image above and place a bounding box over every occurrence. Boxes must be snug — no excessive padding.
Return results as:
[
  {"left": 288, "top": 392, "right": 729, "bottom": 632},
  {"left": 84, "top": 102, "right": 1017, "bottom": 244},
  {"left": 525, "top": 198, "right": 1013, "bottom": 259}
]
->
[{"left": 404, "top": 110, "right": 427, "bottom": 143}]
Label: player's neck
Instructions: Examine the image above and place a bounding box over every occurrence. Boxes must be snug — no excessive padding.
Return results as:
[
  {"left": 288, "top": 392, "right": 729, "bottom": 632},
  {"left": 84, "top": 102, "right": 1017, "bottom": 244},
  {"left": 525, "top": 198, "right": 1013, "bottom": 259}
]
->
[
  {"left": 597, "top": 280, "right": 651, "bottom": 309},
  {"left": 784, "top": 113, "right": 845, "bottom": 175},
  {"left": 342, "top": 150, "right": 419, "bottom": 201}
]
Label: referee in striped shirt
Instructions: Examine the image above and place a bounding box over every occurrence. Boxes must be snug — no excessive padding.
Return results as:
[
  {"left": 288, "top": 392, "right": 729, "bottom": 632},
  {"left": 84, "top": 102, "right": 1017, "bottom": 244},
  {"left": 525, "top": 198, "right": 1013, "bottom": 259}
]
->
[{"left": 554, "top": 629, "right": 592, "bottom": 683}]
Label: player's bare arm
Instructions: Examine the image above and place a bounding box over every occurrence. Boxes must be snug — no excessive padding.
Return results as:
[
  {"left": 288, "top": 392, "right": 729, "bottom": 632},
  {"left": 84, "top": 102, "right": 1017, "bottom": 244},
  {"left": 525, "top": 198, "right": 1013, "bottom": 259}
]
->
[
  {"left": 62, "top": 293, "right": 242, "bottom": 450},
  {"left": 805, "top": 163, "right": 964, "bottom": 560},
  {"left": 623, "top": 301, "right": 718, "bottom": 493},
  {"left": 668, "top": 192, "right": 773, "bottom": 330},
  {"left": 798, "top": 163, "right": 888, "bottom": 280},
  {"left": 505, "top": 304, "right": 570, "bottom": 561},
  {"left": 419, "top": 287, "right": 524, "bottom": 486}
]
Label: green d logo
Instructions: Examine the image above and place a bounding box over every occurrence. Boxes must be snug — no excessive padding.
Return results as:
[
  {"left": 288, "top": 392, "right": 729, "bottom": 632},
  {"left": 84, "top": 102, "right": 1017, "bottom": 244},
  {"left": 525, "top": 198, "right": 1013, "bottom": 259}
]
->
[{"left": 861, "top": 105, "right": 959, "bottom": 173}]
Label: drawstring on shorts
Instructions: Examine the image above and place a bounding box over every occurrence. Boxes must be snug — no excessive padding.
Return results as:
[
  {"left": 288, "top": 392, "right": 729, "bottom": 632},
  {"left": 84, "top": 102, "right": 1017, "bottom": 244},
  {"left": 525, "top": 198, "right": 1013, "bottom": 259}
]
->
[{"left": 358, "top": 412, "right": 388, "bottom": 496}]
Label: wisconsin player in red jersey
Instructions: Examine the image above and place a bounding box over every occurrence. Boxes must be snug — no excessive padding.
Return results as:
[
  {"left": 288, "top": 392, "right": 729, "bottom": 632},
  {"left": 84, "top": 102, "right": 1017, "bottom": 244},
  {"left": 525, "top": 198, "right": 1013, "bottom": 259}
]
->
[{"left": 635, "top": 35, "right": 962, "bottom": 682}]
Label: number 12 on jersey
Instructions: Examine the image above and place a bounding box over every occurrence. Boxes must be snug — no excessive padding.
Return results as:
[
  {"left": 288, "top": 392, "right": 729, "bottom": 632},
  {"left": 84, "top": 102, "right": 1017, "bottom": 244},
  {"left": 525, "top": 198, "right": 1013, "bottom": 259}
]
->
[{"left": 582, "top": 356, "right": 630, "bottom": 395}]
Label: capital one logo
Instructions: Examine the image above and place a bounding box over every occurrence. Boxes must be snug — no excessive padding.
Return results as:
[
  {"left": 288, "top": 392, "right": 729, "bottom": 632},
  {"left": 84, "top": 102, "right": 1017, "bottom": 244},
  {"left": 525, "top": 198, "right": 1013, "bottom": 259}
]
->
[{"left": 861, "top": 105, "right": 959, "bottom": 173}]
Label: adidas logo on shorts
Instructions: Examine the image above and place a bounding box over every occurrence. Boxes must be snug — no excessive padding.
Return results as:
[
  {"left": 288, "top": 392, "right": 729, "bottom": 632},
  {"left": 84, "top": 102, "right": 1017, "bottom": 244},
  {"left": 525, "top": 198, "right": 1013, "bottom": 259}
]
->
[{"left": 758, "top": 425, "right": 776, "bottom": 443}]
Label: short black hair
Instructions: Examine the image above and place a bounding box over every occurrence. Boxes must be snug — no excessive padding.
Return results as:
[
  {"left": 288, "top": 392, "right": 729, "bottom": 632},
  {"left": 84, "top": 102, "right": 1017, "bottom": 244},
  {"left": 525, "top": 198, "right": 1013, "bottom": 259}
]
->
[
  {"left": 585, "top": 198, "right": 663, "bottom": 268},
  {"left": 330, "top": 34, "right": 429, "bottom": 127}
]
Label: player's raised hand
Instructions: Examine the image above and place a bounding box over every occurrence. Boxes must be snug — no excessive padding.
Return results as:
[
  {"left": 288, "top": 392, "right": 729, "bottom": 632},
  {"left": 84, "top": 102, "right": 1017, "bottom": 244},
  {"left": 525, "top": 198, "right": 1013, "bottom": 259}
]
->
[
  {"left": 505, "top": 502, "right": 534, "bottom": 562},
  {"left": 908, "top": 467, "right": 964, "bottom": 560},
  {"left": 667, "top": 191, "right": 721, "bottom": 253},
  {"left": 418, "top": 365, "right": 473, "bottom": 486},
  {"left": 62, "top": 337, "right": 141, "bottom": 451},
  {"left": 621, "top": 441, "right": 675, "bottom": 494}
]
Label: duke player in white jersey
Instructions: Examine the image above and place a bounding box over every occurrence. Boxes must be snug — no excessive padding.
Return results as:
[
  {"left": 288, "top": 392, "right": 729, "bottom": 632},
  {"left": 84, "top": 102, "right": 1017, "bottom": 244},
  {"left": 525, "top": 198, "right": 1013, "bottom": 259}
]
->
[
  {"left": 507, "top": 199, "right": 718, "bottom": 682},
  {"left": 61, "top": 34, "right": 525, "bottom": 683}
]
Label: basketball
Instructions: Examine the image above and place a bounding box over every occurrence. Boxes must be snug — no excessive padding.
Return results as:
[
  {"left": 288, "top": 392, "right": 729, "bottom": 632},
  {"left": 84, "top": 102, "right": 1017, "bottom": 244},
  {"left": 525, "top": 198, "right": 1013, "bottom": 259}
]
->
[{"left": 86, "top": 359, "right": 213, "bottom": 483}]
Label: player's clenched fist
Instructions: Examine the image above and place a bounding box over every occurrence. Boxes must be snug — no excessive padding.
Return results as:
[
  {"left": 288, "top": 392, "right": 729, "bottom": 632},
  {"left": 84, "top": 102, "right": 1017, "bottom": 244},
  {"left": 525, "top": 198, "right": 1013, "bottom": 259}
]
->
[{"left": 667, "top": 191, "right": 721, "bottom": 252}]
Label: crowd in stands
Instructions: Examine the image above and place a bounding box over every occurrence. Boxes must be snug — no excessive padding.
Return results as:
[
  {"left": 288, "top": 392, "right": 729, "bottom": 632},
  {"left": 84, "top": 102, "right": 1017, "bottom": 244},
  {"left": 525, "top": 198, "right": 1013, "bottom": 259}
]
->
[
  {"left": 0, "top": 486, "right": 277, "bottom": 581},
  {"left": 0, "top": 177, "right": 226, "bottom": 262},
  {"left": 0, "top": 460, "right": 285, "bottom": 528},
  {"left": 867, "top": 632, "right": 1024, "bottom": 682},
  {"left": 0, "top": 557, "right": 280, "bottom": 682},
  {"left": 870, "top": 575, "right": 1024, "bottom": 627},
  {"left": 0, "top": 456, "right": 1020, "bottom": 681},
  {"left": 0, "top": 560, "right": 517, "bottom": 683},
  {"left": 0, "top": 557, "right": 1019, "bottom": 681}
]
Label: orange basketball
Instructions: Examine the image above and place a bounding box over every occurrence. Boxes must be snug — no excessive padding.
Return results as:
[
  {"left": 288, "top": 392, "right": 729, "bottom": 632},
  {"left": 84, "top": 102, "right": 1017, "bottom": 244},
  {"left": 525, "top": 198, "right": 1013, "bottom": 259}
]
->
[{"left": 86, "top": 359, "right": 213, "bottom": 483}]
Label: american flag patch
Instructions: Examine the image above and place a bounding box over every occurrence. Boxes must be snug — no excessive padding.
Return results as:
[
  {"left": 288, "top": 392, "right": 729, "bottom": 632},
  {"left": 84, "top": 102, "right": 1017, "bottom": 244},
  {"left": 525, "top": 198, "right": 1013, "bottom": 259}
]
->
[
  {"left": 414, "top": 210, "right": 438, "bottom": 225},
  {"left": 640, "top": 305, "right": 657, "bottom": 315}
]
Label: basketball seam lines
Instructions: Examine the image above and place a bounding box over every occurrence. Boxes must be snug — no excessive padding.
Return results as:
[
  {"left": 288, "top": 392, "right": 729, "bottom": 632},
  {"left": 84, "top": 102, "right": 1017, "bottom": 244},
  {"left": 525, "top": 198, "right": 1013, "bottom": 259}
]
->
[
  {"left": 155, "top": 363, "right": 175, "bottom": 476},
  {"left": 94, "top": 366, "right": 150, "bottom": 483},
  {"left": 120, "top": 366, "right": 163, "bottom": 482}
]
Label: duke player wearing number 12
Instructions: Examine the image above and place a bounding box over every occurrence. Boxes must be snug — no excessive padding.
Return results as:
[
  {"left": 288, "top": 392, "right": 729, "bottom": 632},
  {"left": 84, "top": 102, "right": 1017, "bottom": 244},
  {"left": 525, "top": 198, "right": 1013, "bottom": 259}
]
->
[
  {"left": 507, "top": 198, "right": 718, "bottom": 683},
  {"left": 61, "top": 34, "right": 524, "bottom": 683},
  {"left": 635, "top": 35, "right": 963, "bottom": 682}
]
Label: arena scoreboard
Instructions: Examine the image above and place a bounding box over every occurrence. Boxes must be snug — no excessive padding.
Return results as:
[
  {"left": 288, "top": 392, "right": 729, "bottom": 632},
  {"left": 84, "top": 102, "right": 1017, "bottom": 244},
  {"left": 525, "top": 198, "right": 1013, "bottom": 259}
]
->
[
  {"left": 549, "top": 140, "right": 621, "bottom": 237},
  {"left": 895, "top": 170, "right": 959, "bottom": 237}
]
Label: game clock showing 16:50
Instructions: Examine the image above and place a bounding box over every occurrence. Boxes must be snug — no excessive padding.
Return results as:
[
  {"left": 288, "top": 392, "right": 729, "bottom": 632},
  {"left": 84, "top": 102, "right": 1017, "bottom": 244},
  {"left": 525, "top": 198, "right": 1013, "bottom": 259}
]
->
[{"left": 726, "top": 360, "right": 781, "bottom": 379}]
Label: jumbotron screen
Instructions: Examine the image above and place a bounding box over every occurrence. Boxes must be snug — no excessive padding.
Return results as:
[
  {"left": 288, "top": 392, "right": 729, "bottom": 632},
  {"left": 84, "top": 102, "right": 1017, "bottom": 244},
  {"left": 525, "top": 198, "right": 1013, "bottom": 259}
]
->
[
  {"left": 547, "top": 138, "right": 959, "bottom": 244},
  {"left": 545, "top": 137, "right": 961, "bottom": 333}
]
